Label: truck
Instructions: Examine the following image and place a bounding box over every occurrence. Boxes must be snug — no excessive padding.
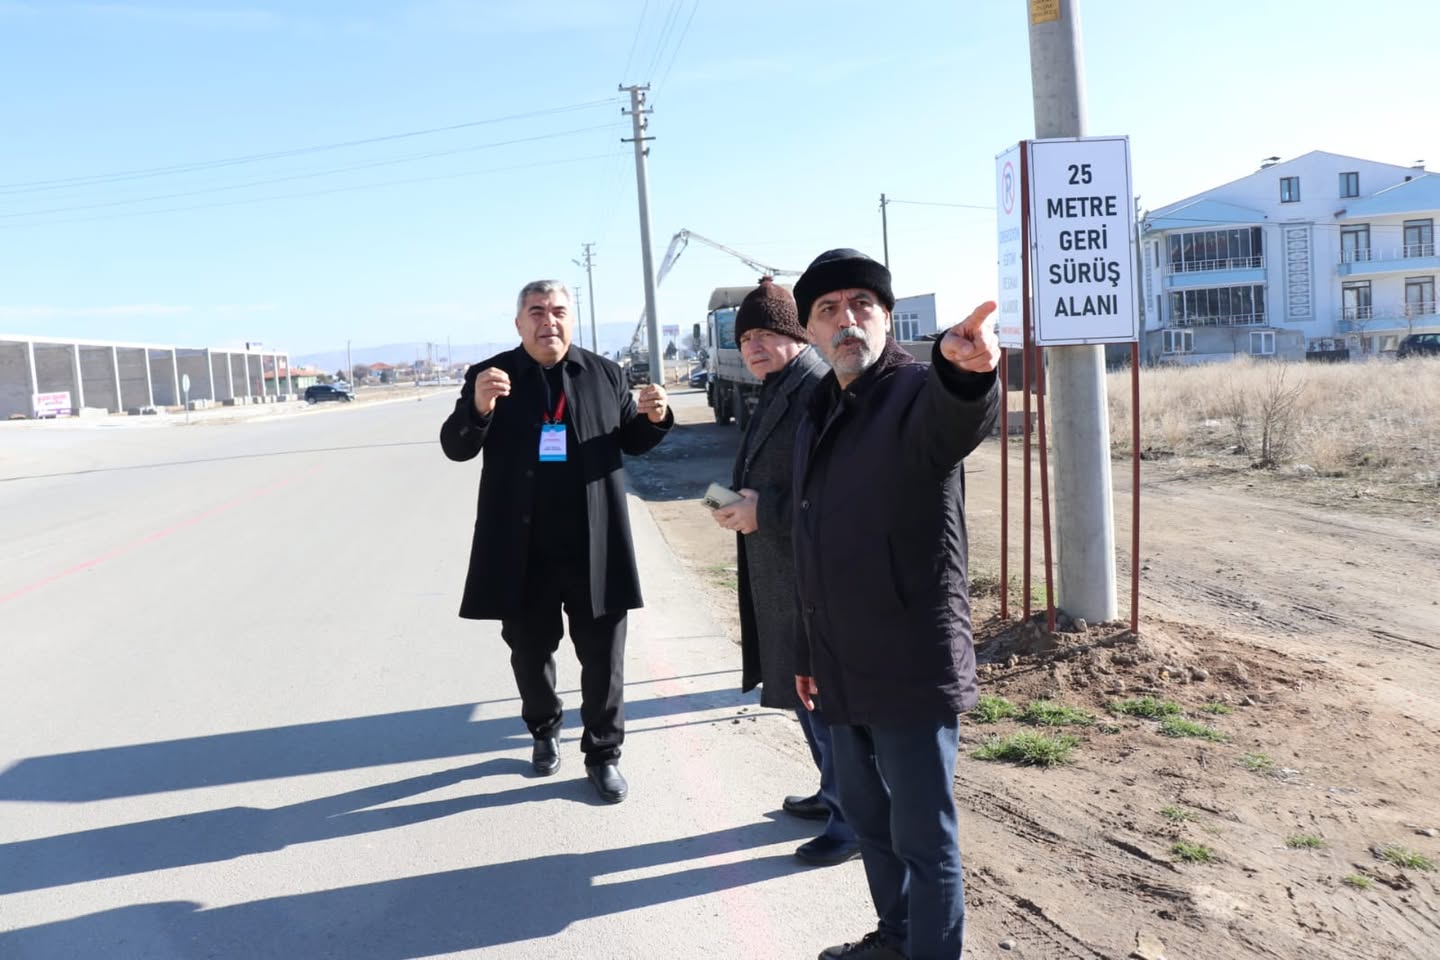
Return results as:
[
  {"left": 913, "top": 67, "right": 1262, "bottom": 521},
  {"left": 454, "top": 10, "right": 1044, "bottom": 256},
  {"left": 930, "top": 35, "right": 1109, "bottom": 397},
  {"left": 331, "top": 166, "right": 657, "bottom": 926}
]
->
[{"left": 702, "top": 282, "right": 778, "bottom": 428}]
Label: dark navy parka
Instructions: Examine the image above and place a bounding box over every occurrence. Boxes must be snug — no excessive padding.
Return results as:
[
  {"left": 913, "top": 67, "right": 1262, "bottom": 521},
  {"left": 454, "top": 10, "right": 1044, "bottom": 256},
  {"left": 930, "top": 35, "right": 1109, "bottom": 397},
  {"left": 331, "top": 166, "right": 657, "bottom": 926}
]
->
[{"left": 791, "top": 338, "right": 1000, "bottom": 725}]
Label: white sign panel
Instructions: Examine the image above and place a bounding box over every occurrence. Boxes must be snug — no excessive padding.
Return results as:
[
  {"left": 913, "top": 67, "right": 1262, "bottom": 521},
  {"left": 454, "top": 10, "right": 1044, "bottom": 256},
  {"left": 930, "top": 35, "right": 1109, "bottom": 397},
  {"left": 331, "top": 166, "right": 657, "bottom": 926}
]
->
[
  {"left": 33, "top": 391, "right": 72, "bottom": 418},
  {"left": 995, "top": 143, "right": 1025, "bottom": 349},
  {"left": 1029, "top": 136, "right": 1138, "bottom": 346}
]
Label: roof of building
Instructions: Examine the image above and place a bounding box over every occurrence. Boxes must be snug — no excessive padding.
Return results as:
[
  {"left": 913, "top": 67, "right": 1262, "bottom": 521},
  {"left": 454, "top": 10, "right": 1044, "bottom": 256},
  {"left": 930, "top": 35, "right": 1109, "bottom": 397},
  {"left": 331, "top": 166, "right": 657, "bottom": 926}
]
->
[
  {"left": 1145, "top": 198, "right": 1268, "bottom": 233},
  {"left": 1145, "top": 150, "right": 1428, "bottom": 226},
  {"left": 1337, "top": 173, "right": 1440, "bottom": 218}
]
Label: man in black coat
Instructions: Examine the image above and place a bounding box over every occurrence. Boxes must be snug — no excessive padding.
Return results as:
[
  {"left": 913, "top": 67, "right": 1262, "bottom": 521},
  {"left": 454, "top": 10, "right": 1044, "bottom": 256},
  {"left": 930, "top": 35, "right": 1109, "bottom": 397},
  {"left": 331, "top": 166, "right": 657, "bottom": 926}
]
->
[
  {"left": 710, "top": 279, "right": 858, "bottom": 867},
  {"left": 440, "top": 280, "right": 673, "bottom": 804},
  {"left": 790, "top": 250, "right": 1000, "bottom": 960}
]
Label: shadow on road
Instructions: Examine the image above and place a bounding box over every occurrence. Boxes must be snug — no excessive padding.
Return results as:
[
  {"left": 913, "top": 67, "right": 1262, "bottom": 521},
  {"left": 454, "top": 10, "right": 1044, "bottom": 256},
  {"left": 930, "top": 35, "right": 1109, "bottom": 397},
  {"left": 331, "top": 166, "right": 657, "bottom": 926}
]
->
[
  {"left": 0, "top": 679, "right": 744, "bottom": 804},
  {"left": 1, "top": 677, "right": 768, "bottom": 901},
  {"left": 0, "top": 815, "right": 812, "bottom": 959}
]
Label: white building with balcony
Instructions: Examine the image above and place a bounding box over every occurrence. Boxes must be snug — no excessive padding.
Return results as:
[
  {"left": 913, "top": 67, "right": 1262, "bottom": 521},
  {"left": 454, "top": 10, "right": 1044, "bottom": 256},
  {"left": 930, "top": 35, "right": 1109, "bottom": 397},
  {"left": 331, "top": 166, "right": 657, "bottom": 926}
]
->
[{"left": 1140, "top": 151, "right": 1438, "bottom": 363}]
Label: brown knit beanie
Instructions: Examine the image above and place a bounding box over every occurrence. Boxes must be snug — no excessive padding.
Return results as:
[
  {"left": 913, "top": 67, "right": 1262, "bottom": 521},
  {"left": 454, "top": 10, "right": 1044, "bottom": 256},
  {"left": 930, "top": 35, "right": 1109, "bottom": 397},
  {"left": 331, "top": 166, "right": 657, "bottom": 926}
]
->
[{"left": 734, "top": 278, "right": 807, "bottom": 343}]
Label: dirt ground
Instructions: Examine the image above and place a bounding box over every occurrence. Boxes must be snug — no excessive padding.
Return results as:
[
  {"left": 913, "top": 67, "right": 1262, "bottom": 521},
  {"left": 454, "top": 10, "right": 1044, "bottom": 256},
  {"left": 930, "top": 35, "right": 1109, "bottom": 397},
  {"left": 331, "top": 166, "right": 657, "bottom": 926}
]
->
[{"left": 626, "top": 387, "right": 1440, "bottom": 960}]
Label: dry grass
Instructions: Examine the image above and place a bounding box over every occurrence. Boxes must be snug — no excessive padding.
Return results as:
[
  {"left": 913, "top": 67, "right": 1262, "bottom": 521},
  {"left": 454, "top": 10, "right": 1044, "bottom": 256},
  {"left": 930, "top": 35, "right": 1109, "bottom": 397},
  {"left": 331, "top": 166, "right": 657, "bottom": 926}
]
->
[{"left": 1106, "top": 357, "right": 1440, "bottom": 488}]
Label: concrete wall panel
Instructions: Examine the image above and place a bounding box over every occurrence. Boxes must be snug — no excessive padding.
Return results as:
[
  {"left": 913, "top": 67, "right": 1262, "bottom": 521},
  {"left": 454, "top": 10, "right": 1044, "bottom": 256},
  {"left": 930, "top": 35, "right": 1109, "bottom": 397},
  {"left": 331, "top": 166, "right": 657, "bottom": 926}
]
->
[
  {"left": 177, "top": 350, "right": 213, "bottom": 401},
  {"left": 0, "top": 341, "right": 31, "bottom": 418},
  {"left": 211, "top": 352, "right": 232, "bottom": 400},
  {"left": 116, "top": 347, "right": 150, "bottom": 411},
  {"left": 79, "top": 346, "right": 119, "bottom": 412},
  {"left": 34, "top": 344, "right": 78, "bottom": 398},
  {"left": 149, "top": 349, "right": 179, "bottom": 406},
  {"left": 245, "top": 355, "right": 262, "bottom": 398},
  {"left": 229, "top": 354, "right": 248, "bottom": 399}
]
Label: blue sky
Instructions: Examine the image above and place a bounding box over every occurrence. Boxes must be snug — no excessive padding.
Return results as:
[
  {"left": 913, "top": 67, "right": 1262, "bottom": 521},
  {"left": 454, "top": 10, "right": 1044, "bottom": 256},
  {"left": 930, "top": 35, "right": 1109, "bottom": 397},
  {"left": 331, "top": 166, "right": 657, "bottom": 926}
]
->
[{"left": 2, "top": 0, "right": 1437, "bottom": 357}]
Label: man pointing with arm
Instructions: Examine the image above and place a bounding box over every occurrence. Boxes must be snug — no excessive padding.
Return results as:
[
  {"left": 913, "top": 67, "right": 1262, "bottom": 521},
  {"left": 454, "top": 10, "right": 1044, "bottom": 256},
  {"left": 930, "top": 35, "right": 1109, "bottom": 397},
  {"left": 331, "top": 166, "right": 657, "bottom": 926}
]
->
[{"left": 789, "top": 249, "right": 1000, "bottom": 960}]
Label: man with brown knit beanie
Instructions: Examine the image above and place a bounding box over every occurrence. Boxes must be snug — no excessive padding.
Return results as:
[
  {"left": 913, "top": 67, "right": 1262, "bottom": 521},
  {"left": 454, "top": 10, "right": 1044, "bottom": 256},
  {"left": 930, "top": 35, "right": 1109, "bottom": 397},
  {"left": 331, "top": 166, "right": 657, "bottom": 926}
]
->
[{"left": 710, "top": 278, "right": 859, "bottom": 867}]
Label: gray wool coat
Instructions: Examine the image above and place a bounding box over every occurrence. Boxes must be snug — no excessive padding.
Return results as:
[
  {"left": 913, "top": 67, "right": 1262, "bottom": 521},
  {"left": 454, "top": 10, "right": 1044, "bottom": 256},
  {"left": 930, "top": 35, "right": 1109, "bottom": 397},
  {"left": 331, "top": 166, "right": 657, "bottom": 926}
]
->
[{"left": 732, "top": 347, "right": 827, "bottom": 709}]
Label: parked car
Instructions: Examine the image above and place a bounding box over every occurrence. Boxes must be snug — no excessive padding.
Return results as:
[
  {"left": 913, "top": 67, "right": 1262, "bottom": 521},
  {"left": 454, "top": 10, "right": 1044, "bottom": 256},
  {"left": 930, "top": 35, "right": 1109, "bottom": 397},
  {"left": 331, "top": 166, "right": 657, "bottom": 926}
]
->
[
  {"left": 304, "top": 384, "right": 353, "bottom": 403},
  {"left": 1397, "top": 333, "right": 1440, "bottom": 359}
]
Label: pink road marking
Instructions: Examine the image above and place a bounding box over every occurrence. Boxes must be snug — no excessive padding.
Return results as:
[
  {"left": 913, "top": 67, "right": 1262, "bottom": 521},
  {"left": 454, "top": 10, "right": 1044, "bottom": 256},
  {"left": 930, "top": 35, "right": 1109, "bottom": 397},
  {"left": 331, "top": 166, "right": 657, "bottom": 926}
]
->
[
  {"left": 0, "top": 467, "right": 320, "bottom": 606},
  {"left": 641, "top": 644, "right": 787, "bottom": 955}
]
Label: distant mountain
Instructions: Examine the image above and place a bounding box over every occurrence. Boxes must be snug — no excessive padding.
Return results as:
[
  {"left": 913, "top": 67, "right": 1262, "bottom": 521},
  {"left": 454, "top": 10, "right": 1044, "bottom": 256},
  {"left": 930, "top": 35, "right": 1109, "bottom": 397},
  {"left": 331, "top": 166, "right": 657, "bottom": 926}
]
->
[{"left": 294, "top": 322, "right": 650, "bottom": 373}]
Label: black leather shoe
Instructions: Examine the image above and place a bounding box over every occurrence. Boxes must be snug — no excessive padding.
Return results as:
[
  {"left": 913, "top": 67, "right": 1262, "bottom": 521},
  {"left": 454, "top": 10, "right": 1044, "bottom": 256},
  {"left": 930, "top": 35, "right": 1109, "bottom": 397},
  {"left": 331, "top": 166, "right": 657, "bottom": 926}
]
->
[
  {"left": 782, "top": 793, "right": 830, "bottom": 821},
  {"left": 586, "top": 762, "right": 628, "bottom": 803},
  {"left": 796, "top": 834, "right": 861, "bottom": 867},
  {"left": 531, "top": 737, "right": 560, "bottom": 776},
  {"left": 818, "top": 930, "right": 906, "bottom": 959}
]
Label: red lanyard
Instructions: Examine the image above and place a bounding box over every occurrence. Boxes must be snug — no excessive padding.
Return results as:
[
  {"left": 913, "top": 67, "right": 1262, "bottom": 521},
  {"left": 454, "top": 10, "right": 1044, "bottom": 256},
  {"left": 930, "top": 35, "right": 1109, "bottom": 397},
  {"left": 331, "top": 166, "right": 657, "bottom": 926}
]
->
[{"left": 545, "top": 392, "right": 567, "bottom": 425}]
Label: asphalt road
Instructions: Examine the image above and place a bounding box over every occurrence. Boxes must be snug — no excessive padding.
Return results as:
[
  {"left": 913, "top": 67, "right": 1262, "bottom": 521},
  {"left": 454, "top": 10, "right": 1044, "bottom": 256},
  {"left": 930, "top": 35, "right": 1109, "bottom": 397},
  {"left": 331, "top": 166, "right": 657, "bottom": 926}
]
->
[{"left": 0, "top": 393, "right": 867, "bottom": 959}]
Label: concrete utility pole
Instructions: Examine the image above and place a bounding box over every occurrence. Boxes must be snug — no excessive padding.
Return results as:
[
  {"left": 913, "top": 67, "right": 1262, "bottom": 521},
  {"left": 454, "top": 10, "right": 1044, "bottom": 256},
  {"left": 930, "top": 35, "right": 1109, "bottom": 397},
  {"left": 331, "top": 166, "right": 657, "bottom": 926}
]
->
[
  {"left": 879, "top": 193, "right": 890, "bottom": 269},
  {"left": 1027, "top": 0, "right": 1118, "bottom": 623},
  {"left": 621, "top": 84, "right": 663, "bottom": 384},
  {"left": 573, "top": 242, "right": 599, "bottom": 353}
]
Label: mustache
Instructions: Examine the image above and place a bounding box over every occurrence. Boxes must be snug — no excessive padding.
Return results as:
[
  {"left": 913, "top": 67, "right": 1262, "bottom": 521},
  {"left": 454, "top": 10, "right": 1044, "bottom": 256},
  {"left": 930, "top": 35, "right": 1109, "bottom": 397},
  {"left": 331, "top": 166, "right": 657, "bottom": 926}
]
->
[{"left": 831, "top": 328, "right": 869, "bottom": 349}]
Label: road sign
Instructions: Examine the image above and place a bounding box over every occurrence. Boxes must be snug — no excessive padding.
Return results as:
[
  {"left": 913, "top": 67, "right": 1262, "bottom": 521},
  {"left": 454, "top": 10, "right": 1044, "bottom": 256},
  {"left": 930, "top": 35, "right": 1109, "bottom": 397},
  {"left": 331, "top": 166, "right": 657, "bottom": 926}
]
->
[
  {"left": 181, "top": 373, "right": 191, "bottom": 393},
  {"left": 1028, "top": 136, "right": 1137, "bottom": 346},
  {"left": 995, "top": 144, "right": 1026, "bottom": 349},
  {"left": 32, "top": 391, "right": 71, "bottom": 418}
]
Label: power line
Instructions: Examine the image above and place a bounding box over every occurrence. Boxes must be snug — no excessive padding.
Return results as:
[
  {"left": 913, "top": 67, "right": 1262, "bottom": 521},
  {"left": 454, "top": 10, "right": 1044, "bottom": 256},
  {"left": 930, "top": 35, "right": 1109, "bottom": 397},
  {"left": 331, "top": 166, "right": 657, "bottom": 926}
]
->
[
  {"left": 645, "top": 1, "right": 685, "bottom": 81},
  {"left": 655, "top": 0, "right": 701, "bottom": 92},
  {"left": 620, "top": 0, "right": 651, "bottom": 82},
  {"left": 0, "top": 98, "right": 620, "bottom": 196},
  {"left": 0, "top": 151, "right": 628, "bottom": 230},
  {"left": 0, "top": 124, "right": 616, "bottom": 221}
]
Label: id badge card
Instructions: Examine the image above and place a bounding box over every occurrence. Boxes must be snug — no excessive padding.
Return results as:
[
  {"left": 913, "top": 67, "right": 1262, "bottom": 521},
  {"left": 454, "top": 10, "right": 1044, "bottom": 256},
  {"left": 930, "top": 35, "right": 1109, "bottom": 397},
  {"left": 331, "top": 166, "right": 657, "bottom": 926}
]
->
[{"left": 538, "top": 423, "right": 567, "bottom": 462}]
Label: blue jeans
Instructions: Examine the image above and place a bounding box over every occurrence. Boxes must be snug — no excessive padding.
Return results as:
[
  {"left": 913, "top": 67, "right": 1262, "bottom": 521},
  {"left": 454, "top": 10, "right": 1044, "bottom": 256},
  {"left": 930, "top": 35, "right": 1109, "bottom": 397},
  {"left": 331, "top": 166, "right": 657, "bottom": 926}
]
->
[
  {"left": 795, "top": 708, "right": 857, "bottom": 844},
  {"left": 829, "top": 717, "right": 964, "bottom": 960}
]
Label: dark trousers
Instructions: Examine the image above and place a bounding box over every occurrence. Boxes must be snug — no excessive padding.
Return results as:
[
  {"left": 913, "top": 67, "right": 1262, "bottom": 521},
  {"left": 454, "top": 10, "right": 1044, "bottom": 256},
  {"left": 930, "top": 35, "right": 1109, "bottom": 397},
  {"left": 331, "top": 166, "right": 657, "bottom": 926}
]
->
[
  {"left": 499, "top": 558, "right": 626, "bottom": 766},
  {"left": 830, "top": 717, "right": 965, "bottom": 960},
  {"left": 796, "top": 707, "right": 857, "bottom": 844}
]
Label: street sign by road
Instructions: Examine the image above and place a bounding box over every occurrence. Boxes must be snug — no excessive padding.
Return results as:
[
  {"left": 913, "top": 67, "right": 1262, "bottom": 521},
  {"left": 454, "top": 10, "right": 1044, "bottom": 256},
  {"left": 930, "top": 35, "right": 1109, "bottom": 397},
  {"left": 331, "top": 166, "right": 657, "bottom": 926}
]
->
[
  {"left": 32, "top": 391, "right": 71, "bottom": 418},
  {"left": 995, "top": 143, "right": 1026, "bottom": 349},
  {"left": 1028, "top": 136, "right": 1137, "bottom": 346},
  {"left": 182, "top": 374, "right": 191, "bottom": 393}
]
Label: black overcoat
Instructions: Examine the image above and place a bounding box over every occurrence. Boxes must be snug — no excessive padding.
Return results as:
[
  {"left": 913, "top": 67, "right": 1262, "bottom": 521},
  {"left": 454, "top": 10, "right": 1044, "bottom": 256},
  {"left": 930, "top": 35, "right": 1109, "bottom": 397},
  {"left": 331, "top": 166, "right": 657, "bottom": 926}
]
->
[
  {"left": 440, "top": 345, "right": 672, "bottom": 620},
  {"left": 732, "top": 348, "right": 827, "bottom": 709},
  {"left": 791, "top": 339, "right": 1000, "bottom": 725}
]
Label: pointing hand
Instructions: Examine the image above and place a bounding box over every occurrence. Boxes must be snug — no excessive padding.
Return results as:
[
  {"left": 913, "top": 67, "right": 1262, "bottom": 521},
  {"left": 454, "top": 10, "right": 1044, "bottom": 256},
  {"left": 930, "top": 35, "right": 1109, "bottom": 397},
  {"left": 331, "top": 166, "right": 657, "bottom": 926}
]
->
[{"left": 939, "top": 301, "right": 1001, "bottom": 374}]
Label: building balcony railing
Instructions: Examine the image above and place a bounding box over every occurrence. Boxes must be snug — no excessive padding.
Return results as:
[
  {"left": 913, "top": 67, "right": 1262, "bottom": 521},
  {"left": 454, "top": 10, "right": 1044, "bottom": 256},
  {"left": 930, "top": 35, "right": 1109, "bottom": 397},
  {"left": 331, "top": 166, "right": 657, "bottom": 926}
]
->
[
  {"left": 1338, "top": 302, "right": 1437, "bottom": 331},
  {"left": 1169, "top": 313, "right": 1266, "bottom": 328},
  {"left": 1340, "top": 243, "right": 1437, "bottom": 264},
  {"left": 1168, "top": 256, "right": 1265, "bottom": 273}
]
